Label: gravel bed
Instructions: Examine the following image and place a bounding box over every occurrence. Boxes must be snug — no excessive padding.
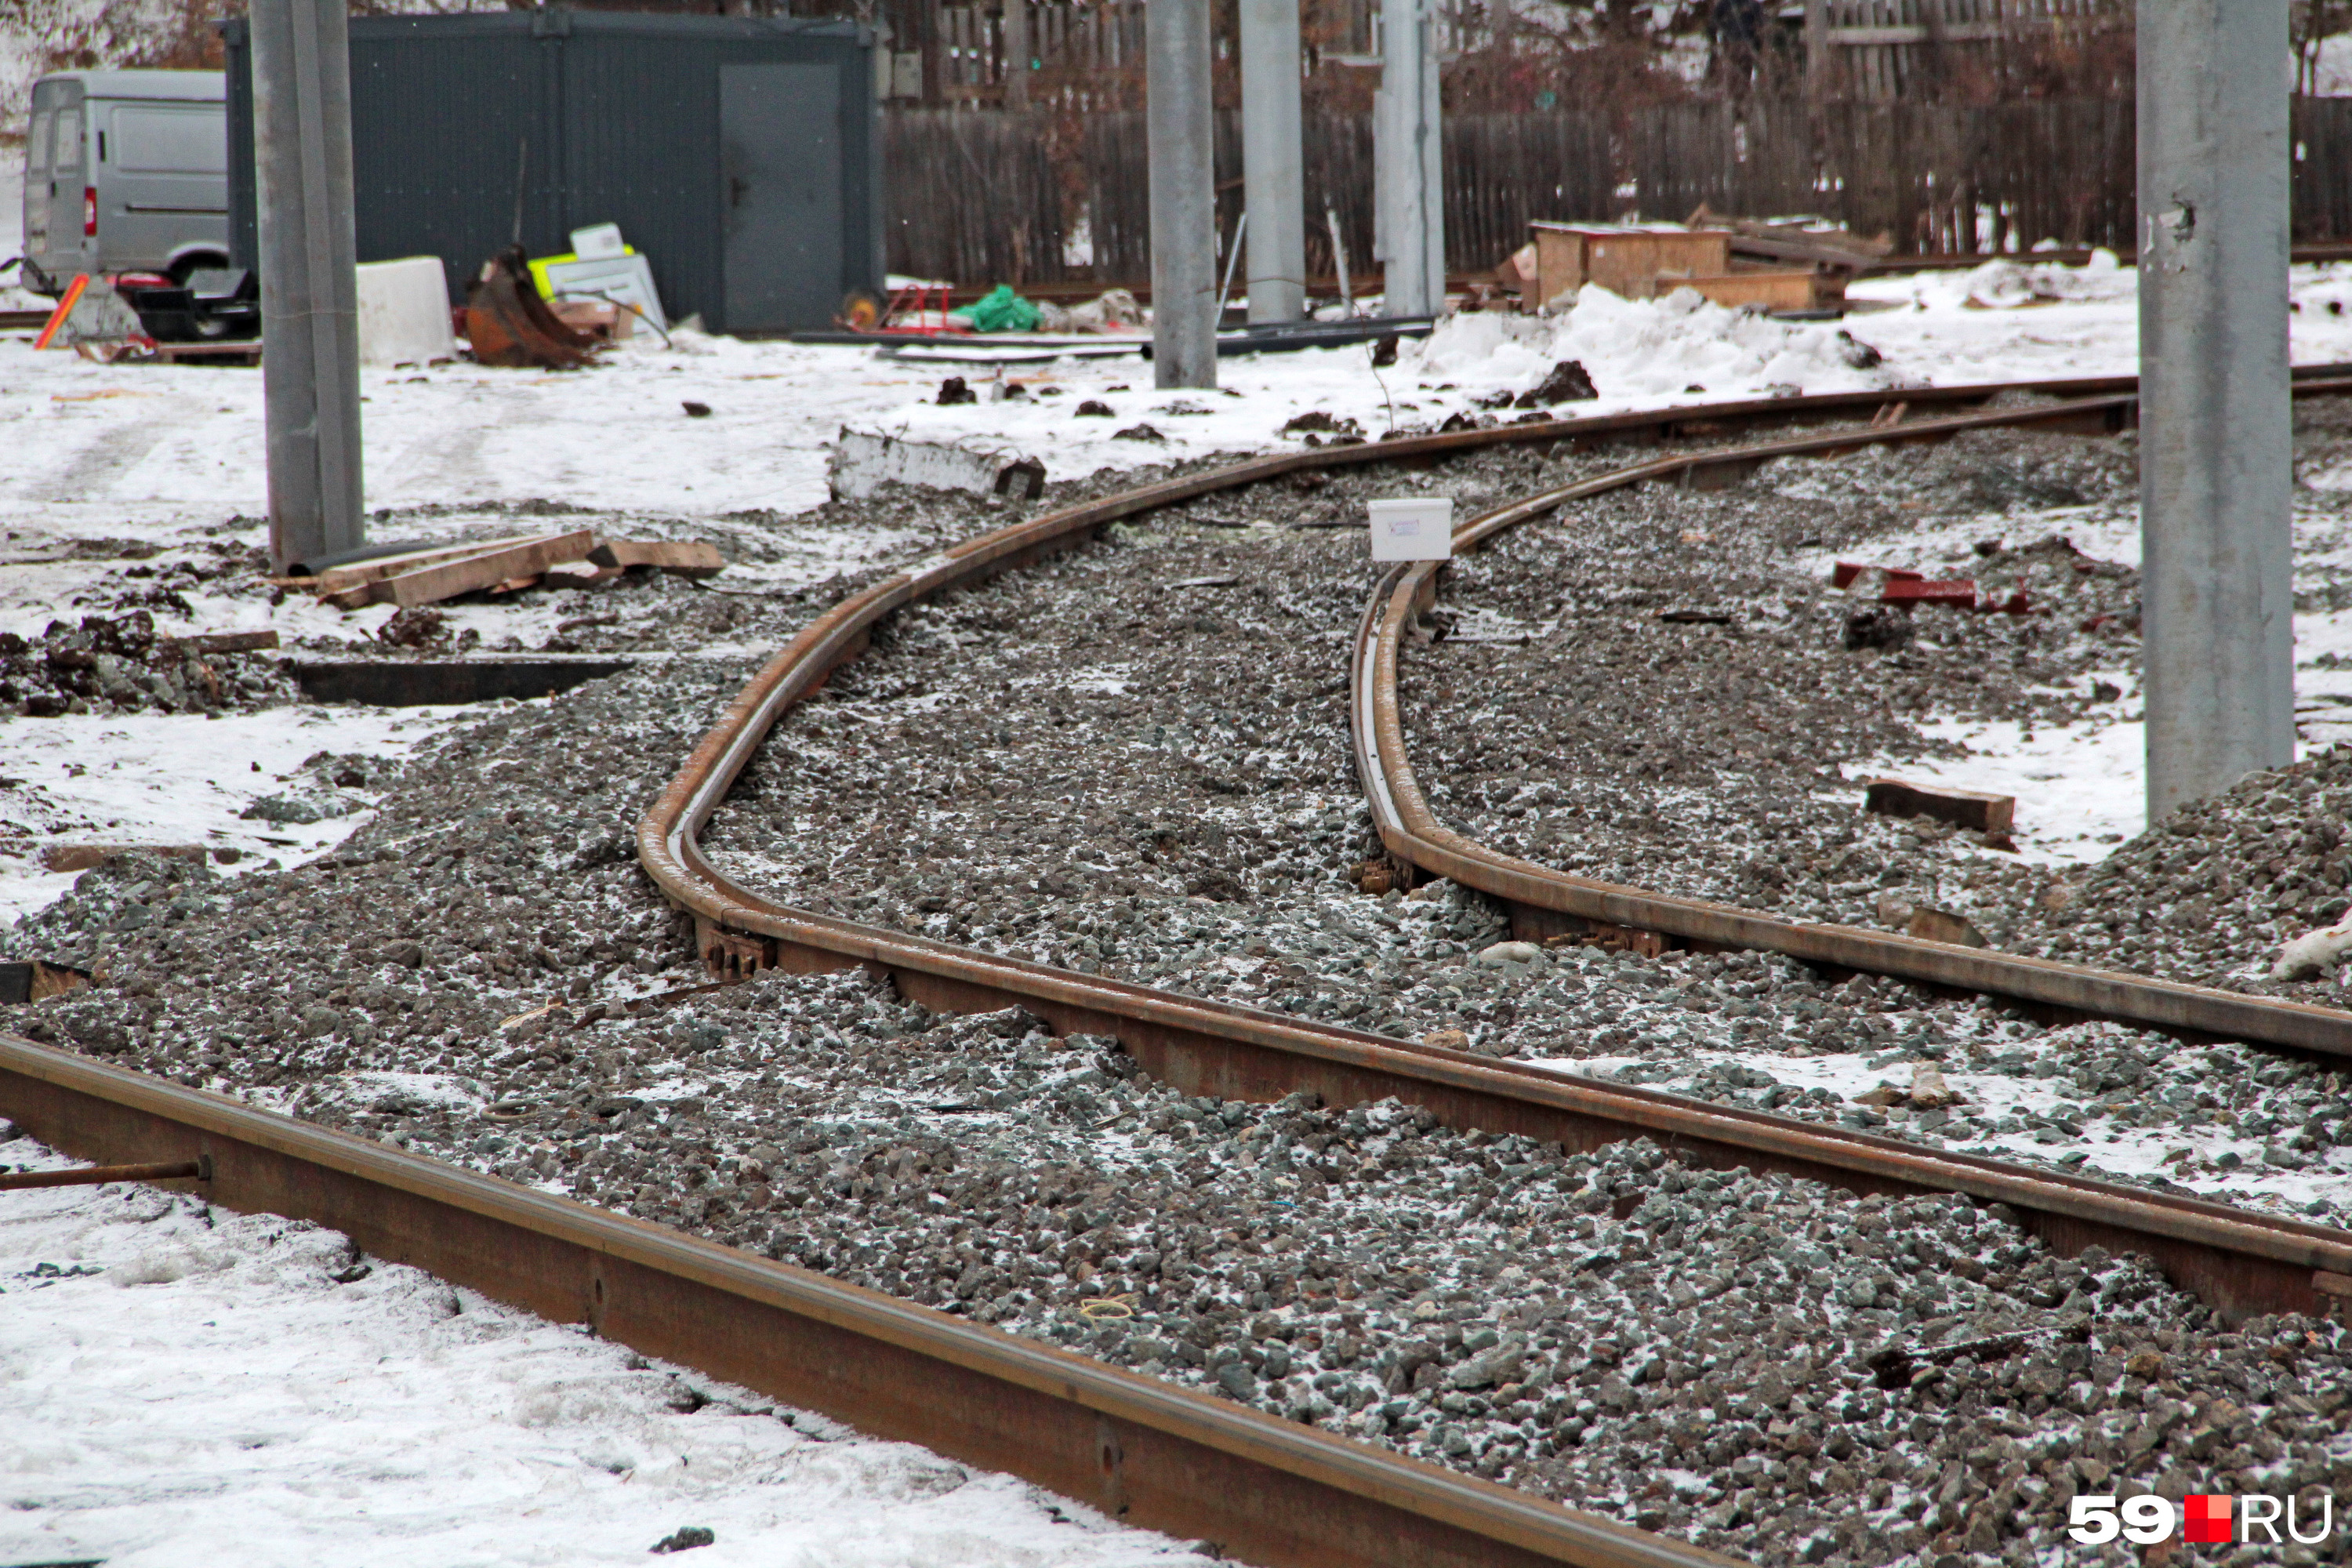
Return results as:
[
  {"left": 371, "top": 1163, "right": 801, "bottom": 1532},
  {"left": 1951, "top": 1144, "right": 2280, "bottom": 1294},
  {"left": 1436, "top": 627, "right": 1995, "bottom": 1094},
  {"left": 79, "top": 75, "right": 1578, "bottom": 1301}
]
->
[
  {"left": 7, "top": 433, "right": 2352, "bottom": 1567},
  {"left": 2, "top": 605, "right": 299, "bottom": 717},
  {"left": 1403, "top": 426, "right": 2147, "bottom": 935},
  {"left": 693, "top": 428, "right": 2352, "bottom": 1226}
]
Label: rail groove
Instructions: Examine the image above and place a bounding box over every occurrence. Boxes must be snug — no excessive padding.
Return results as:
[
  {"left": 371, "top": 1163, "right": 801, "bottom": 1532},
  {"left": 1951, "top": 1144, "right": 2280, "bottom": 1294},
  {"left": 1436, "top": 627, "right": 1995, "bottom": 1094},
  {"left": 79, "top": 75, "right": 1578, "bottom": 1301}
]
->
[{"left": 12, "top": 371, "right": 2352, "bottom": 1568}]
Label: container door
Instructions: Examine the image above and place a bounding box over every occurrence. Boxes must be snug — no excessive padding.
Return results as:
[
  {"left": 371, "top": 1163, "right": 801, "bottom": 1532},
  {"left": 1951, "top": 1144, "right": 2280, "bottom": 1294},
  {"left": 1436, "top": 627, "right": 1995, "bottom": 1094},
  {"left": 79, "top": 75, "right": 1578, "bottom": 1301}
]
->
[
  {"left": 49, "top": 100, "right": 91, "bottom": 274},
  {"left": 718, "top": 61, "right": 841, "bottom": 333}
]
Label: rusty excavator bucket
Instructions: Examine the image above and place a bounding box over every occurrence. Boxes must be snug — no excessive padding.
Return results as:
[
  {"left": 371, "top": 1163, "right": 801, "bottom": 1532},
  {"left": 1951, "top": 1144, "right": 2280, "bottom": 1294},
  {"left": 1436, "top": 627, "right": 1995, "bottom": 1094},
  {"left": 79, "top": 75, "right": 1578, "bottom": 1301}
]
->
[{"left": 463, "top": 245, "right": 597, "bottom": 369}]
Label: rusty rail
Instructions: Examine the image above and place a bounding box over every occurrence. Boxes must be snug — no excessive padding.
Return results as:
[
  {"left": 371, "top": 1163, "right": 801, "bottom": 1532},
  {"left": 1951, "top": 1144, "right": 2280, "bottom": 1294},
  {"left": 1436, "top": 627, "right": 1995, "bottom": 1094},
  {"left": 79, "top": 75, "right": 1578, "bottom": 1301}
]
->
[
  {"left": 0, "top": 1033, "right": 1704, "bottom": 1568},
  {"left": 632, "top": 385, "right": 2352, "bottom": 1319},
  {"left": 14, "top": 372, "right": 2352, "bottom": 1568},
  {"left": 1348, "top": 393, "right": 2352, "bottom": 1062}
]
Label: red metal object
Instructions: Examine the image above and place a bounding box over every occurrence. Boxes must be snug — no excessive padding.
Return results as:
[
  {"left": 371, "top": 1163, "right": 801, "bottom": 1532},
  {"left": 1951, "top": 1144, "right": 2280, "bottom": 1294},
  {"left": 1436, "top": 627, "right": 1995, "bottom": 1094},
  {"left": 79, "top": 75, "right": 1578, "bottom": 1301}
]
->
[
  {"left": 1882, "top": 577, "right": 1977, "bottom": 606},
  {"left": 1830, "top": 561, "right": 1921, "bottom": 589},
  {"left": 463, "top": 246, "right": 597, "bottom": 369},
  {"left": 880, "top": 281, "right": 967, "bottom": 336}
]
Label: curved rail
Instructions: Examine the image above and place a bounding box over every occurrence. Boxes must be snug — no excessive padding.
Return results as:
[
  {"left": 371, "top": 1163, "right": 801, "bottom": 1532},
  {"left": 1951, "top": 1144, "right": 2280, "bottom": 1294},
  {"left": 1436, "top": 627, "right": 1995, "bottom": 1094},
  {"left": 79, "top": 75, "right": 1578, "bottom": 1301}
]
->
[
  {"left": 1348, "top": 393, "right": 2352, "bottom": 1062},
  {"left": 14, "top": 372, "right": 2352, "bottom": 1568},
  {"left": 613, "top": 383, "right": 2352, "bottom": 1559}
]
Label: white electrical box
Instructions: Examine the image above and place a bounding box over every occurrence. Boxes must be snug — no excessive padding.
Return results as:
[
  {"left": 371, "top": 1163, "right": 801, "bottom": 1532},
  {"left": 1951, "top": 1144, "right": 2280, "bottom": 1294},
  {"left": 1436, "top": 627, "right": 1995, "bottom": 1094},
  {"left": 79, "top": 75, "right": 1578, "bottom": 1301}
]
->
[
  {"left": 569, "top": 223, "right": 627, "bottom": 261},
  {"left": 1367, "top": 497, "right": 1454, "bottom": 561}
]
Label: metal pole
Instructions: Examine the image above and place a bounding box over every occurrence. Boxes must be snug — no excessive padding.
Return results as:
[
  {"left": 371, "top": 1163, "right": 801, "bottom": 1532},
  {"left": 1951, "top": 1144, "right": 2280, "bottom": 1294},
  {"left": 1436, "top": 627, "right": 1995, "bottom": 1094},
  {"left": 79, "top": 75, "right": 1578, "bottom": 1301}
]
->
[
  {"left": 1377, "top": 0, "right": 1443, "bottom": 318},
  {"left": 1146, "top": 0, "right": 1217, "bottom": 389},
  {"left": 1002, "top": 0, "right": 1029, "bottom": 111},
  {"left": 2138, "top": 0, "right": 2294, "bottom": 819},
  {"left": 252, "top": 0, "right": 364, "bottom": 572},
  {"left": 1240, "top": 0, "right": 1305, "bottom": 324},
  {"left": 1804, "top": 0, "right": 1828, "bottom": 107},
  {"left": 1328, "top": 204, "right": 1356, "bottom": 318}
]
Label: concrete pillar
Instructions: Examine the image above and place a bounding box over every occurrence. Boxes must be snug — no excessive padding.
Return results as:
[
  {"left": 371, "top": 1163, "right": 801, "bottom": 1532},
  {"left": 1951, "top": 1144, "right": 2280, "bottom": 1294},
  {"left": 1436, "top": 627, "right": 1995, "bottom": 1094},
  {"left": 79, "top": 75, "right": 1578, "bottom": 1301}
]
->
[
  {"left": 252, "top": 0, "right": 365, "bottom": 572},
  {"left": 1375, "top": 0, "right": 1443, "bottom": 318},
  {"left": 1003, "top": 0, "right": 1029, "bottom": 111},
  {"left": 1146, "top": 0, "right": 1217, "bottom": 388},
  {"left": 1240, "top": 0, "right": 1305, "bottom": 324},
  {"left": 1804, "top": 0, "right": 1828, "bottom": 105},
  {"left": 2138, "top": 0, "right": 2295, "bottom": 818}
]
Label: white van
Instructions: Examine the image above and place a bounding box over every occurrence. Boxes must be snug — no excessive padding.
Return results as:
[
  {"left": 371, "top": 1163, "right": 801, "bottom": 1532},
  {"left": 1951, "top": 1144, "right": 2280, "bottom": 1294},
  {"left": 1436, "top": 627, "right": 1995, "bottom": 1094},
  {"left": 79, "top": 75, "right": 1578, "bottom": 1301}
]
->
[{"left": 20, "top": 70, "right": 229, "bottom": 292}]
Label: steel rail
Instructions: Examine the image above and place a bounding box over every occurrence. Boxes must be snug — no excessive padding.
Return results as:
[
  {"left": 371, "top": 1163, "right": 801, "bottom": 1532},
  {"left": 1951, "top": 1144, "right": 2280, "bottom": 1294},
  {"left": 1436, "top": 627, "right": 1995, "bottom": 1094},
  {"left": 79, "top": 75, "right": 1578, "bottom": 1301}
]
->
[
  {"left": 13, "top": 372, "right": 2352, "bottom": 1568},
  {"left": 1348, "top": 396, "right": 2352, "bottom": 1062},
  {"left": 0, "top": 1031, "right": 1702, "bottom": 1568},
  {"left": 616, "top": 378, "right": 2352, "bottom": 1554}
]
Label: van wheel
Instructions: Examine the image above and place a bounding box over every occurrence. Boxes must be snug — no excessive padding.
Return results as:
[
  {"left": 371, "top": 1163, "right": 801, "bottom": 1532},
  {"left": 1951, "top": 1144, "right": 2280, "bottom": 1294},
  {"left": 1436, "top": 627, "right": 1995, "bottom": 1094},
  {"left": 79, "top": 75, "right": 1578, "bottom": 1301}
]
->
[{"left": 168, "top": 254, "right": 229, "bottom": 287}]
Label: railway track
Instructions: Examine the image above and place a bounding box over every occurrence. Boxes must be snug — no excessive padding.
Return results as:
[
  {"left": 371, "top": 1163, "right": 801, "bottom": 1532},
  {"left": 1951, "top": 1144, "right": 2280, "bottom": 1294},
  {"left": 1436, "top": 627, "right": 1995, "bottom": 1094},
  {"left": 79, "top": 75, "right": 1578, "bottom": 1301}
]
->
[{"left": 11, "top": 370, "right": 2352, "bottom": 1567}]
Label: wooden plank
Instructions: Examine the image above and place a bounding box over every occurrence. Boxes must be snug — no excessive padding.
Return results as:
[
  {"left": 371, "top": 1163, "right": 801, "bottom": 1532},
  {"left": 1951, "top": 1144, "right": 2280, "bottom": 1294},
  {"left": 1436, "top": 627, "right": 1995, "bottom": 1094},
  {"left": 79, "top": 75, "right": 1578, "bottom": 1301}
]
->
[
  {"left": 1864, "top": 776, "right": 2016, "bottom": 836},
  {"left": 1679, "top": 270, "right": 1824, "bottom": 310},
  {"left": 347, "top": 530, "right": 596, "bottom": 611},
  {"left": 40, "top": 844, "right": 212, "bottom": 873},
  {"left": 305, "top": 534, "right": 548, "bottom": 594},
  {"left": 163, "top": 630, "right": 281, "bottom": 655},
  {"left": 587, "top": 539, "right": 726, "bottom": 577}
]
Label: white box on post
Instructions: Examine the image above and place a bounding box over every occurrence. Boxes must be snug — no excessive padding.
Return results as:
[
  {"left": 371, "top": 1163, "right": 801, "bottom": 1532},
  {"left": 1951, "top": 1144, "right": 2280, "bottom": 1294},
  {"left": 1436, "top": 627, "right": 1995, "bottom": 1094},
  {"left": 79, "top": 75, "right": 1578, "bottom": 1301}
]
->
[{"left": 1367, "top": 497, "right": 1454, "bottom": 561}]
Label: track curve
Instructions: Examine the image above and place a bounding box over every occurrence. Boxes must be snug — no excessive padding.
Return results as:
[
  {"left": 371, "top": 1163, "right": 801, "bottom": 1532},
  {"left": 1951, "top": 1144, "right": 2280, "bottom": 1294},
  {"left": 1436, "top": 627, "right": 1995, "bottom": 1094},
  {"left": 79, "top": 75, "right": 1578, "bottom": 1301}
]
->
[
  {"left": 13, "top": 370, "right": 2352, "bottom": 1568},
  {"left": 1348, "top": 392, "right": 2352, "bottom": 1061},
  {"left": 628, "top": 378, "right": 2352, "bottom": 1555}
]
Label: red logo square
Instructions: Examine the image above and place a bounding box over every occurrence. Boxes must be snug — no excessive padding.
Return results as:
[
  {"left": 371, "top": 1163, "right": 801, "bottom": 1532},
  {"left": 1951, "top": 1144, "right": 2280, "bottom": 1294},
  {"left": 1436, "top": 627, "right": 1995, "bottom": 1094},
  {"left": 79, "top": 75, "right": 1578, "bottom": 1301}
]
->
[{"left": 2184, "top": 1494, "right": 2233, "bottom": 1544}]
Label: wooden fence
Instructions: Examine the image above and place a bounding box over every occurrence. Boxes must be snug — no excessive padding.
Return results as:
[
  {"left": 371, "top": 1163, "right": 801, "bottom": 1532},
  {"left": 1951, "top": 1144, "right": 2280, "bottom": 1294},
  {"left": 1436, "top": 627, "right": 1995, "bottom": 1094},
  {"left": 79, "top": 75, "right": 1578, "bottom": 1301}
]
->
[{"left": 884, "top": 96, "right": 2352, "bottom": 287}]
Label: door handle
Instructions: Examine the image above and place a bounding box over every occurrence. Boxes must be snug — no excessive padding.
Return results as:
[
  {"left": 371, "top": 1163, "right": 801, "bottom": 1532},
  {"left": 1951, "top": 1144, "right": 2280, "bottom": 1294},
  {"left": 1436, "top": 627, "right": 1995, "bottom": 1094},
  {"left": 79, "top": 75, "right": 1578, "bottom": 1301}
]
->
[{"left": 729, "top": 176, "right": 749, "bottom": 207}]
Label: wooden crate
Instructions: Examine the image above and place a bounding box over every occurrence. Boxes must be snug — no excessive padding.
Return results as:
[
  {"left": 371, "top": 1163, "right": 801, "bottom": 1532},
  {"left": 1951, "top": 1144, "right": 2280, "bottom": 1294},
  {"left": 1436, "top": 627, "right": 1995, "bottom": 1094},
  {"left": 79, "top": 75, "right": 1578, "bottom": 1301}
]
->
[
  {"left": 1678, "top": 269, "right": 1825, "bottom": 312},
  {"left": 1530, "top": 223, "right": 1732, "bottom": 306}
]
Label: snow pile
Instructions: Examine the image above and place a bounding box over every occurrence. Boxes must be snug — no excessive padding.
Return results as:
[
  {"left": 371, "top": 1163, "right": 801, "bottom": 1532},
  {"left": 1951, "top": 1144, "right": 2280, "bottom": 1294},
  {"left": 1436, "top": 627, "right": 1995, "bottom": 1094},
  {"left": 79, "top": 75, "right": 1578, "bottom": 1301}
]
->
[
  {"left": 2275, "top": 914, "right": 2352, "bottom": 981},
  {"left": 1411, "top": 282, "right": 1895, "bottom": 403},
  {"left": 0, "top": 1130, "right": 1213, "bottom": 1567},
  {"left": 1961, "top": 249, "right": 2133, "bottom": 309}
]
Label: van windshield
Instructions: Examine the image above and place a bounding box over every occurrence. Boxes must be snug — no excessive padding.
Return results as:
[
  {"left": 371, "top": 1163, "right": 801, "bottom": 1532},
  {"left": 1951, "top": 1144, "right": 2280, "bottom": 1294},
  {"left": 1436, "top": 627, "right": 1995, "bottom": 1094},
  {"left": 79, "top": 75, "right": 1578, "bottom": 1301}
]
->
[
  {"left": 26, "top": 111, "right": 49, "bottom": 179},
  {"left": 53, "top": 109, "right": 82, "bottom": 170}
]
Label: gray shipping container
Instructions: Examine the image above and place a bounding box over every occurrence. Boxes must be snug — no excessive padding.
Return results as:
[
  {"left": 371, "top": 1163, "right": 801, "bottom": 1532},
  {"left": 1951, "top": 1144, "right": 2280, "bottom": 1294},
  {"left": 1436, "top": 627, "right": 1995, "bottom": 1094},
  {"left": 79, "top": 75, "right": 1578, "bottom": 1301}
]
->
[{"left": 221, "top": 11, "right": 880, "bottom": 334}]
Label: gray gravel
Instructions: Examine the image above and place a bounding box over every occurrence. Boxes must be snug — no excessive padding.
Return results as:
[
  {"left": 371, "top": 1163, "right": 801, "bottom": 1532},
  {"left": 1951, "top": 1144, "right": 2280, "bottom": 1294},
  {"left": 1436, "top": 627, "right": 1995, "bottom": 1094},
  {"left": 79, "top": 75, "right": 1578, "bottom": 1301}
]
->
[
  {"left": 9, "top": 428, "right": 2352, "bottom": 1567},
  {"left": 691, "top": 428, "right": 2352, "bottom": 1227}
]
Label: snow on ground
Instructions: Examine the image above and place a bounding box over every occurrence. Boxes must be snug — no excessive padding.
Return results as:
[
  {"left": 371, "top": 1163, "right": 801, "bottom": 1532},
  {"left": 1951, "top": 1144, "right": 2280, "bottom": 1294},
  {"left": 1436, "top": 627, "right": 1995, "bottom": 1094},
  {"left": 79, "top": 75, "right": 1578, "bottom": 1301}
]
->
[
  {"left": 8, "top": 252, "right": 2352, "bottom": 907},
  {"left": 1541, "top": 1022, "right": 2352, "bottom": 1217},
  {"left": 7, "top": 252, "right": 2352, "bottom": 895},
  {"left": 0, "top": 1130, "right": 1214, "bottom": 1568},
  {"left": 0, "top": 702, "right": 477, "bottom": 926}
]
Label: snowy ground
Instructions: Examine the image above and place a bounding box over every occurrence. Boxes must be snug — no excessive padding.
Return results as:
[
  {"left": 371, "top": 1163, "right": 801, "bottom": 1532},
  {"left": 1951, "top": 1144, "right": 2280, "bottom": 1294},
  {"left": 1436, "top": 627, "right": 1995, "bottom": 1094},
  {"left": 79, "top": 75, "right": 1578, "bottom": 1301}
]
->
[
  {"left": 11, "top": 249, "right": 2352, "bottom": 913},
  {"left": 0, "top": 702, "right": 477, "bottom": 926},
  {"left": 0, "top": 1128, "right": 1214, "bottom": 1568},
  {"left": 9, "top": 246, "right": 2352, "bottom": 1556}
]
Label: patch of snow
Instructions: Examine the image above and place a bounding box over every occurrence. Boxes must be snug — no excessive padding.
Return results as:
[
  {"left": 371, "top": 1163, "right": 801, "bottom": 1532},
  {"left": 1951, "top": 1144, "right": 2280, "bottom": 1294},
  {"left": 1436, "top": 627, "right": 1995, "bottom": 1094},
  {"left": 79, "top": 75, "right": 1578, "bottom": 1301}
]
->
[
  {"left": 1531, "top": 1026, "right": 2352, "bottom": 1216},
  {"left": 1847, "top": 710, "right": 2147, "bottom": 866},
  {"left": 1413, "top": 283, "right": 1892, "bottom": 402},
  {"left": 0, "top": 702, "right": 477, "bottom": 927},
  {"left": 0, "top": 1131, "right": 1217, "bottom": 1568}
]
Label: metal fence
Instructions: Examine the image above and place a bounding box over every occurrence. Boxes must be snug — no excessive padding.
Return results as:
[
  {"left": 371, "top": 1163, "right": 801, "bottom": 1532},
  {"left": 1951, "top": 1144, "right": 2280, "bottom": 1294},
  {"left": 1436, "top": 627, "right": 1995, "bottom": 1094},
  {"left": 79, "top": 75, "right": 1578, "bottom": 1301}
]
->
[{"left": 884, "top": 96, "right": 2352, "bottom": 286}]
